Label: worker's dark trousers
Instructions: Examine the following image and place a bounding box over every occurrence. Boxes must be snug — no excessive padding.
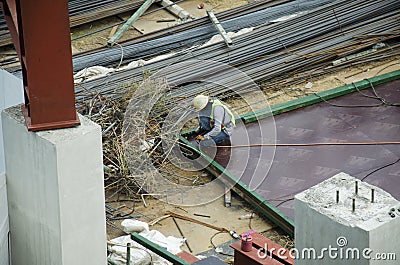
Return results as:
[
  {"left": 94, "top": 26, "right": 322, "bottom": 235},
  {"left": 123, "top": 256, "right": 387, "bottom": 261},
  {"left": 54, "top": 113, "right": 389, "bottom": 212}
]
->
[{"left": 198, "top": 116, "right": 230, "bottom": 146}]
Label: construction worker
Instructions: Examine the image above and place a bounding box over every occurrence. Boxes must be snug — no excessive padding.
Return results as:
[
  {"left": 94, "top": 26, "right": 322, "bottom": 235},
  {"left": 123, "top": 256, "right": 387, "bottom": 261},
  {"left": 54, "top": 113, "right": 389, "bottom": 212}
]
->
[{"left": 192, "top": 94, "right": 236, "bottom": 146}]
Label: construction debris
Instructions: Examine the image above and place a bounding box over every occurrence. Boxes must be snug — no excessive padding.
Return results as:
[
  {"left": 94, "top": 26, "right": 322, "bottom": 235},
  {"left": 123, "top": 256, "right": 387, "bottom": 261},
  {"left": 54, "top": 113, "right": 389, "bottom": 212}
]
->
[
  {"left": 108, "top": 224, "right": 185, "bottom": 264},
  {"left": 165, "top": 211, "right": 229, "bottom": 232}
]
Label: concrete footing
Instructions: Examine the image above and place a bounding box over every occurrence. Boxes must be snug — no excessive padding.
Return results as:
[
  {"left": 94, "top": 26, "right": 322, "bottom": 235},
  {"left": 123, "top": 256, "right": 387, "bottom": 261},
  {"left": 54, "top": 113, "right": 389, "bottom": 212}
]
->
[
  {"left": 295, "top": 172, "right": 400, "bottom": 264},
  {"left": 2, "top": 105, "right": 107, "bottom": 265}
]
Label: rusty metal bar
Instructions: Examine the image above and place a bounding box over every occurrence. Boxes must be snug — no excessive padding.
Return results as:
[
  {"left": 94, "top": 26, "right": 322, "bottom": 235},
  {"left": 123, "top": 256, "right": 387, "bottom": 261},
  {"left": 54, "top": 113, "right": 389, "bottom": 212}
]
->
[{"left": 1, "top": 0, "right": 79, "bottom": 131}]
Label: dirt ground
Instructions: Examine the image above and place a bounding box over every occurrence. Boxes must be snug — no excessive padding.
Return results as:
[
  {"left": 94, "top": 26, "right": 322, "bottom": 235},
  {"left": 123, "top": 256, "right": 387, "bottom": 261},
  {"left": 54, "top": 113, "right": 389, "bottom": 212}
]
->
[{"left": 107, "top": 188, "right": 276, "bottom": 255}]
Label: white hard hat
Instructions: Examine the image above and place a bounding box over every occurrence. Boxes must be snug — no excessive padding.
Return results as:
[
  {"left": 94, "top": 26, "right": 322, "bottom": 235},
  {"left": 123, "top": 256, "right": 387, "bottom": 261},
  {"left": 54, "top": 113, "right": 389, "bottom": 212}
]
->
[{"left": 192, "top": 95, "right": 209, "bottom": 111}]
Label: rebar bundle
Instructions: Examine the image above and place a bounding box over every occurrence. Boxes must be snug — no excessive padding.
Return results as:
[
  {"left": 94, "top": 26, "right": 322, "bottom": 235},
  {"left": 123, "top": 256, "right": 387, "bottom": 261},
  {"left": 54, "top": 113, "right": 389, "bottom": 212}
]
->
[
  {"left": 75, "top": 0, "right": 400, "bottom": 111},
  {"left": 72, "top": 0, "right": 338, "bottom": 71}
]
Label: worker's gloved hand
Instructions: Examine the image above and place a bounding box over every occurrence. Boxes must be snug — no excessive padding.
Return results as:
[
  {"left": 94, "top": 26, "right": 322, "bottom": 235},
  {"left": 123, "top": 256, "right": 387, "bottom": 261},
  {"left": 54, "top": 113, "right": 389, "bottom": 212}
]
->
[{"left": 195, "top": 135, "right": 205, "bottom": 141}]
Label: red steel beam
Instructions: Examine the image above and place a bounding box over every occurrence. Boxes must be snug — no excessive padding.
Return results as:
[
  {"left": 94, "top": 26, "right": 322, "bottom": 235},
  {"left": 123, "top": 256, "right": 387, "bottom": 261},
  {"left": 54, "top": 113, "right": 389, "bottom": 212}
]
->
[{"left": 0, "top": 0, "right": 80, "bottom": 131}]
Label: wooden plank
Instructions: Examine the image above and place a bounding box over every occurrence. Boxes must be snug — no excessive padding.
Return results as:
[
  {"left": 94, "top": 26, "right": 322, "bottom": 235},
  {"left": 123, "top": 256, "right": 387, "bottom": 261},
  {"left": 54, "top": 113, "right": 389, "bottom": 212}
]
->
[{"left": 108, "top": 25, "right": 119, "bottom": 39}]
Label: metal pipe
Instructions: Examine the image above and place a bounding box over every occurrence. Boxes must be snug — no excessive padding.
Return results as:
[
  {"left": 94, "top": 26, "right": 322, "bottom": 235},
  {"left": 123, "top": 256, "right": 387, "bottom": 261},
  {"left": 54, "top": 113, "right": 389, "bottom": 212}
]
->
[
  {"left": 355, "top": 181, "right": 358, "bottom": 195},
  {"left": 371, "top": 188, "right": 375, "bottom": 203},
  {"left": 172, "top": 217, "right": 193, "bottom": 253},
  {"left": 126, "top": 243, "right": 131, "bottom": 265},
  {"left": 108, "top": 0, "right": 156, "bottom": 47}
]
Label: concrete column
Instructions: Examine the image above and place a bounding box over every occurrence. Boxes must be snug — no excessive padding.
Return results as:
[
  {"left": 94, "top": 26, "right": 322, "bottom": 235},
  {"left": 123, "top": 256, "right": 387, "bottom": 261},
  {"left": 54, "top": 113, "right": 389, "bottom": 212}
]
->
[
  {"left": 295, "top": 172, "right": 399, "bottom": 265},
  {"left": 0, "top": 173, "right": 9, "bottom": 265},
  {"left": 0, "top": 68, "right": 24, "bottom": 265},
  {"left": 2, "top": 105, "right": 107, "bottom": 265}
]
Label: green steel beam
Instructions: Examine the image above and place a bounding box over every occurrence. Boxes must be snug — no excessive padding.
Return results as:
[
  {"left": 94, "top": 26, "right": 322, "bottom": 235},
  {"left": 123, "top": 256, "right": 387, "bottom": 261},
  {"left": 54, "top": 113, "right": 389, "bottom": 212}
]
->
[
  {"left": 107, "top": 0, "right": 156, "bottom": 47},
  {"left": 179, "top": 136, "right": 295, "bottom": 237},
  {"left": 130, "top": 233, "right": 190, "bottom": 265}
]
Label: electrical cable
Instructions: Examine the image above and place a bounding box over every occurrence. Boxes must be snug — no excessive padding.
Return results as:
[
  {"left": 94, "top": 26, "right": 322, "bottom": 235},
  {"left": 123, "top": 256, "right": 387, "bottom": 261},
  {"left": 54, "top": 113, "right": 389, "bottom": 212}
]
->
[
  {"left": 209, "top": 231, "right": 235, "bottom": 257},
  {"left": 249, "top": 212, "right": 254, "bottom": 230},
  {"left": 374, "top": 61, "right": 400, "bottom": 77},
  {"left": 210, "top": 231, "right": 229, "bottom": 248},
  {"left": 275, "top": 198, "right": 295, "bottom": 207},
  {"left": 361, "top": 157, "right": 400, "bottom": 181},
  {"left": 314, "top": 79, "right": 400, "bottom": 108},
  {"left": 215, "top": 141, "right": 400, "bottom": 148},
  {"left": 366, "top": 78, "right": 400, "bottom": 106},
  {"left": 313, "top": 92, "right": 384, "bottom": 108}
]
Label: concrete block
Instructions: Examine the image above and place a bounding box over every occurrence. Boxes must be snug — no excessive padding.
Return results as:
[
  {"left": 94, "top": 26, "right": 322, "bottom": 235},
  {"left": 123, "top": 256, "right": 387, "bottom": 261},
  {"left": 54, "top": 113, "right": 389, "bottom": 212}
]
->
[
  {"left": 2, "top": 105, "right": 107, "bottom": 265},
  {"left": 0, "top": 69, "right": 23, "bottom": 265},
  {"left": 0, "top": 68, "right": 23, "bottom": 173},
  {"left": 0, "top": 173, "right": 9, "bottom": 265},
  {"left": 295, "top": 172, "right": 399, "bottom": 264}
]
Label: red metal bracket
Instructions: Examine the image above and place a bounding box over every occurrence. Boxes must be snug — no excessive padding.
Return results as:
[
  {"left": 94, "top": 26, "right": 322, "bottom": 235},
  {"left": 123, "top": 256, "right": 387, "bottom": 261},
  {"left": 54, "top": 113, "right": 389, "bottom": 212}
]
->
[
  {"left": 0, "top": 0, "right": 80, "bottom": 131},
  {"left": 230, "top": 232, "right": 294, "bottom": 265}
]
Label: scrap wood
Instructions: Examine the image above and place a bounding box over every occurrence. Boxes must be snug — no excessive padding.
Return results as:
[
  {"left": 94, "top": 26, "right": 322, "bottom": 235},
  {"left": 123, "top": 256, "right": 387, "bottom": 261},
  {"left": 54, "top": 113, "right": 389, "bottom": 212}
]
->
[
  {"left": 165, "top": 211, "right": 228, "bottom": 232},
  {"left": 149, "top": 214, "right": 171, "bottom": 226}
]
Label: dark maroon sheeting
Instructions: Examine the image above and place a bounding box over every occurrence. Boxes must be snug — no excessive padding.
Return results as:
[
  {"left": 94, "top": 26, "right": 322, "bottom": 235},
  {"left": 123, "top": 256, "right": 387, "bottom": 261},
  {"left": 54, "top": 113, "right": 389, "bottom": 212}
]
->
[{"left": 225, "top": 79, "right": 400, "bottom": 221}]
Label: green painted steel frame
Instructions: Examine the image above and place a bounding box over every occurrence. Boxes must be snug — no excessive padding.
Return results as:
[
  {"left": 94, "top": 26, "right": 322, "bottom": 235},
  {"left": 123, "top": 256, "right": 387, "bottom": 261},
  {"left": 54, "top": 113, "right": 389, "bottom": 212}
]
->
[
  {"left": 130, "top": 232, "right": 191, "bottom": 265},
  {"left": 179, "top": 70, "right": 400, "bottom": 238},
  {"left": 179, "top": 135, "right": 295, "bottom": 236}
]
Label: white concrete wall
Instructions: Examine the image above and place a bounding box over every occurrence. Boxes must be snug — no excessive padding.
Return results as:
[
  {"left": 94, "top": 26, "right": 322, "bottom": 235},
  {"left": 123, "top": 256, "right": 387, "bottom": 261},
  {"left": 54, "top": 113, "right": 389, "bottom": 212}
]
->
[
  {"left": 0, "top": 173, "right": 9, "bottom": 265},
  {"left": 295, "top": 173, "right": 400, "bottom": 265},
  {"left": 0, "top": 69, "right": 23, "bottom": 173},
  {"left": 2, "top": 106, "right": 107, "bottom": 265},
  {"left": 0, "top": 69, "right": 23, "bottom": 265}
]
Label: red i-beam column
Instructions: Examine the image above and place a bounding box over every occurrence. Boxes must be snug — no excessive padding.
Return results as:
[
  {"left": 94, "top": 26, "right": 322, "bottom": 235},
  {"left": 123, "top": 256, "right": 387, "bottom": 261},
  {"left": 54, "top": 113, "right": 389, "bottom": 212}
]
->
[{"left": 0, "top": 0, "right": 80, "bottom": 131}]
